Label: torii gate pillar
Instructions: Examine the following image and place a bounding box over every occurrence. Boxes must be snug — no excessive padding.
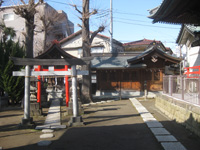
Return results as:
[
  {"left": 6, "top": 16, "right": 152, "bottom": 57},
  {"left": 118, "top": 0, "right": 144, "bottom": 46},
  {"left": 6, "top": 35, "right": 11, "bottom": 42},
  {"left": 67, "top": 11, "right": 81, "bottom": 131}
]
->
[
  {"left": 22, "top": 65, "right": 33, "bottom": 125},
  {"left": 68, "top": 65, "right": 84, "bottom": 126}
]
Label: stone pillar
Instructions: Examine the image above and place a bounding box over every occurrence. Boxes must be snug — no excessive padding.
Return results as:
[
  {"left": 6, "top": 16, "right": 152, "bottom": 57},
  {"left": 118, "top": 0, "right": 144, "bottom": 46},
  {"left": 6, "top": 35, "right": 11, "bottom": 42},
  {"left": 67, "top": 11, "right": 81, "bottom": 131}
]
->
[
  {"left": 181, "top": 76, "right": 184, "bottom": 100},
  {"left": 72, "top": 65, "right": 78, "bottom": 117},
  {"left": 22, "top": 65, "right": 33, "bottom": 125},
  {"left": 68, "top": 65, "right": 84, "bottom": 127}
]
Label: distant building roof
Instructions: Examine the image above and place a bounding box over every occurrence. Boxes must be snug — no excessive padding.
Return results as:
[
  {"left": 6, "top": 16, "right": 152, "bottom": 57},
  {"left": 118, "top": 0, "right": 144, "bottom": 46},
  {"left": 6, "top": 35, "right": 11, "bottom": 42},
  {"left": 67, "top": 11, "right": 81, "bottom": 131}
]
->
[
  {"left": 123, "top": 39, "right": 173, "bottom": 54},
  {"left": 123, "top": 39, "right": 161, "bottom": 46}
]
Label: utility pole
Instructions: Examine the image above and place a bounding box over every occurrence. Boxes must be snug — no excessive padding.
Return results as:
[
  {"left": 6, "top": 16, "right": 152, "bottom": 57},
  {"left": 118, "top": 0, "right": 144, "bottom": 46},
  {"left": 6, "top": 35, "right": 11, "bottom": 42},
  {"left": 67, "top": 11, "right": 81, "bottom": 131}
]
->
[{"left": 110, "top": 0, "right": 113, "bottom": 52}]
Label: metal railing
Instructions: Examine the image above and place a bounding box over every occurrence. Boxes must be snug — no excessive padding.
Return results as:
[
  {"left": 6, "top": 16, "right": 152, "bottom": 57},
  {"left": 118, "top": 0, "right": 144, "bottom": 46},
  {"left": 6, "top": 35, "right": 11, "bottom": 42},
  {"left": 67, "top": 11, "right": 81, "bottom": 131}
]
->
[{"left": 163, "top": 75, "right": 200, "bottom": 105}]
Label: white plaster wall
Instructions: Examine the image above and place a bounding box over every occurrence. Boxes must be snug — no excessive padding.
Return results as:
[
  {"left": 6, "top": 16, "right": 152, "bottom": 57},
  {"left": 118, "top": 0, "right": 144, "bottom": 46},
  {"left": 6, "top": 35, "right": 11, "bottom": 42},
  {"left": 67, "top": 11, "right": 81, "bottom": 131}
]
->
[
  {"left": 188, "top": 46, "right": 200, "bottom": 67},
  {"left": 0, "top": 7, "right": 25, "bottom": 45},
  {"left": 61, "top": 33, "right": 124, "bottom": 57},
  {"left": 0, "top": 4, "right": 74, "bottom": 57}
]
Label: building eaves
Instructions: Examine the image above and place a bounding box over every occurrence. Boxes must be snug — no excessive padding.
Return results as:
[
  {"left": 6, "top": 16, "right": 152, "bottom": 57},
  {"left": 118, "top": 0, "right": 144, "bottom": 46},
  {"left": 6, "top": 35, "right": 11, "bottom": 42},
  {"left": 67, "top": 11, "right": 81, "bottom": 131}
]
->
[
  {"left": 176, "top": 24, "right": 200, "bottom": 44},
  {"left": 148, "top": 0, "right": 200, "bottom": 25}
]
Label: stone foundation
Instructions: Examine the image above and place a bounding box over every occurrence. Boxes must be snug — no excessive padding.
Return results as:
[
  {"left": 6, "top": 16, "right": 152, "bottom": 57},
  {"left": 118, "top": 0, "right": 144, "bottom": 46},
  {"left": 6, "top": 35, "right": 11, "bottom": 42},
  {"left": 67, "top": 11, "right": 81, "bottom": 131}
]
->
[{"left": 156, "top": 93, "right": 200, "bottom": 137}]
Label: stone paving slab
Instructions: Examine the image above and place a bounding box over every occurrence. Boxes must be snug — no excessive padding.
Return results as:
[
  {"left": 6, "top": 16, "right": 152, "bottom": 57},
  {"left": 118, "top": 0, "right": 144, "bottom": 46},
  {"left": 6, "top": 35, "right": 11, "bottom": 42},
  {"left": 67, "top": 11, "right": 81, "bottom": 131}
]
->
[
  {"left": 150, "top": 128, "right": 170, "bottom": 135},
  {"left": 42, "top": 129, "right": 54, "bottom": 133},
  {"left": 50, "top": 125, "right": 66, "bottom": 129},
  {"left": 40, "top": 133, "right": 54, "bottom": 139},
  {"left": 142, "top": 117, "right": 157, "bottom": 122},
  {"left": 161, "top": 142, "right": 187, "bottom": 150},
  {"left": 37, "top": 140, "right": 52, "bottom": 146},
  {"left": 141, "top": 113, "right": 154, "bottom": 118},
  {"left": 146, "top": 121, "right": 163, "bottom": 128},
  {"left": 156, "top": 135, "right": 177, "bottom": 142},
  {"left": 35, "top": 125, "right": 50, "bottom": 130}
]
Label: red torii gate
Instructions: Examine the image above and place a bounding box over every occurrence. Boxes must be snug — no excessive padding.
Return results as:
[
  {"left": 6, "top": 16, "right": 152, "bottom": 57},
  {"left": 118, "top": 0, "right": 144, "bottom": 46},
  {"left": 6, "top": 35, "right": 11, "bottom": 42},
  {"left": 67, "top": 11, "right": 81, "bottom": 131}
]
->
[{"left": 34, "top": 65, "right": 70, "bottom": 107}]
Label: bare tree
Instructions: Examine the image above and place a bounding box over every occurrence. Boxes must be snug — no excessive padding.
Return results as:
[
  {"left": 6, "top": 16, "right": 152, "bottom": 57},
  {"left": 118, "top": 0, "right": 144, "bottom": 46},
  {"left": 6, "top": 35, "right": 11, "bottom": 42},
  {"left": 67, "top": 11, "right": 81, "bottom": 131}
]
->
[
  {"left": 14, "top": 0, "right": 43, "bottom": 58},
  {"left": 72, "top": 0, "right": 105, "bottom": 103}
]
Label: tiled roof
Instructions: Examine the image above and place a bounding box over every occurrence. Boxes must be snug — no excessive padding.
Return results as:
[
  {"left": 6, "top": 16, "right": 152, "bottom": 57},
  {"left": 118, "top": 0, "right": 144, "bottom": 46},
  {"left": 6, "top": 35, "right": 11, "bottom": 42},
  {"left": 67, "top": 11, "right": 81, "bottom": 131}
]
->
[
  {"left": 91, "top": 56, "right": 146, "bottom": 69},
  {"left": 127, "top": 46, "right": 181, "bottom": 65},
  {"left": 176, "top": 24, "right": 200, "bottom": 44},
  {"left": 123, "top": 39, "right": 161, "bottom": 46}
]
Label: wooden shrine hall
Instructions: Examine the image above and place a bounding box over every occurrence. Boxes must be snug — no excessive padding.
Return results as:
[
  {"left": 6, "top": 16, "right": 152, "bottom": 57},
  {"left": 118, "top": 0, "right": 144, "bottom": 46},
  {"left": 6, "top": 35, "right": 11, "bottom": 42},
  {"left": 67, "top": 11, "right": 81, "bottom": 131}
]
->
[{"left": 91, "top": 45, "right": 181, "bottom": 93}]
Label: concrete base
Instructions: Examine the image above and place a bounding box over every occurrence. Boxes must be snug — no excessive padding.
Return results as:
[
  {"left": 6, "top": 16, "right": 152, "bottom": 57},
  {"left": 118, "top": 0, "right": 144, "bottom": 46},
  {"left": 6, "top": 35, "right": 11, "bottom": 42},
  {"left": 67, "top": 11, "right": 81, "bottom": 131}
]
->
[
  {"left": 30, "top": 103, "right": 42, "bottom": 116},
  {"left": 66, "top": 101, "right": 84, "bottom": 115},
  {"left": 68, "top": 116, "right": 84, "bottom": 127},
  {"left": 19, "top": 117, "right": 35, "bottom": 129}
]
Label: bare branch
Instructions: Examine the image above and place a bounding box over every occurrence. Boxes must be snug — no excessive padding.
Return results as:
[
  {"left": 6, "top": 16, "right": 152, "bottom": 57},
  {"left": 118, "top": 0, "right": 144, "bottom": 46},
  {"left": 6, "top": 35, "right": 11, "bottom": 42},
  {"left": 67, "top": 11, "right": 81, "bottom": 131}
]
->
[
  {"left": 89, "top": 25, "right": 105, "bottom": 44},
  {"left": 77, "top": 24, "right": 82, "bottom": 28},
  {"left": 89, "top": 9, "right": 97, "bottom": 17},
  {"left": 70, "top": 4, "right": 82, "bottom": 15},
  {"left": 20, "top": 0, "right": 26, "bottom": 5}
]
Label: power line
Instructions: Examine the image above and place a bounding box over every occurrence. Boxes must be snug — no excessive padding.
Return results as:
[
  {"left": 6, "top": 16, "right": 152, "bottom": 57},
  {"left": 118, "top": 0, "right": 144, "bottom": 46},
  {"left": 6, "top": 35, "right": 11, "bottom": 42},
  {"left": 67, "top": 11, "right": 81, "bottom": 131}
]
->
[
  {"left": 113, "top": 10, "right": 147, "bottom": 17},
  {"left": 45, "top": 0, "right": 149, "bottom": 17},
  {"left": 114, "top": 20, "right": 180, "bottom": 29}
]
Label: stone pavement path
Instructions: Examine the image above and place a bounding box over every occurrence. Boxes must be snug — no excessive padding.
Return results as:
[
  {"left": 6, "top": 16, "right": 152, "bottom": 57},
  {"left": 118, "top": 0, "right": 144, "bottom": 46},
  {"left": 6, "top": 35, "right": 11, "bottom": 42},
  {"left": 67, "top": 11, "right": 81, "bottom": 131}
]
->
[
  {"left": 35, "top": 99, "right": 66, "bottom": 130},
  {"left": 48, "top": 100, "right": 163, "bottom": 150},
  {"left": 130, "top": 98, "right": 187, "bottom": 150},
  {"left": 35, "top": 99, "right": 66, "bottom": 147}
]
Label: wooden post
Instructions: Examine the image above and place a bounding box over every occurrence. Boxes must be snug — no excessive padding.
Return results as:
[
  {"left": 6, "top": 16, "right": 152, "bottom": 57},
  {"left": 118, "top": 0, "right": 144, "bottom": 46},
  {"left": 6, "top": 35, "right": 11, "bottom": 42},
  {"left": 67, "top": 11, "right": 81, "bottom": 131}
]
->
[
  {"left": 65, "top": 65, "right": 69, "bottom": 107},
  {"left": 198, "top": 76, "right": 200, "bottom": 104},
  {"left": 37, "top": 65, "right": 41, "bottom": 107}
]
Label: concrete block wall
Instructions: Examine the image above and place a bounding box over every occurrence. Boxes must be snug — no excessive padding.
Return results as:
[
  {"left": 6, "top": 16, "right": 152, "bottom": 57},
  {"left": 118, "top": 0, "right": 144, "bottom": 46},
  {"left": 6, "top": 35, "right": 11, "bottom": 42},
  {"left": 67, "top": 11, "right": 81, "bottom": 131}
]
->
[{"left": 156, "top": 94, "right": 200, "bottom": 137}]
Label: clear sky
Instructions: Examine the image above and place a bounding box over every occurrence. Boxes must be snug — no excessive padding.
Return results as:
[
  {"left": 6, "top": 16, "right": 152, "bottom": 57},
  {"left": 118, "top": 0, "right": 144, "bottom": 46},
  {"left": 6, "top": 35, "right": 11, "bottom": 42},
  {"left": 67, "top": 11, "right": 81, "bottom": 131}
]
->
[{"left": 3, "top": 0, "right": 181, "bottom": 53}]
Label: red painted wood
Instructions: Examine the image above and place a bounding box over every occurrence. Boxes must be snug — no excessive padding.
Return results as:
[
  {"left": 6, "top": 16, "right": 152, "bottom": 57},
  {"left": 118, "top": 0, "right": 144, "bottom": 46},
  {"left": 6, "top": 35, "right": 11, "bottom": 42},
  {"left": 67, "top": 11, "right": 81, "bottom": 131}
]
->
[
  {"left": 37, "top": 65, "right": 42, "bottom": 108},
  {"left": 65, "top": 65, "right": 69, "bottom": 107}
]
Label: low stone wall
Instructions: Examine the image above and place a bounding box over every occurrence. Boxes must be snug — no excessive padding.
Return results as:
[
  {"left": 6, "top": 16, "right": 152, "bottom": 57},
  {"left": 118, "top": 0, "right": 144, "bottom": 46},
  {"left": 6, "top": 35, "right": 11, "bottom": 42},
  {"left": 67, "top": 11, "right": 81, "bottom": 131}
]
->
[{"left": 156, "top": 93, "right": 200, "bottom": 137}]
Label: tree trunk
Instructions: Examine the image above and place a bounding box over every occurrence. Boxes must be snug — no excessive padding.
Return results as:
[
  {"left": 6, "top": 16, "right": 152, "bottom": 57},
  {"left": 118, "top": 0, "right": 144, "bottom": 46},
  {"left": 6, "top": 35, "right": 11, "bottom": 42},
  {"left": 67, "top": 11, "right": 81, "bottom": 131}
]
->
[
  {"left": 25, "top": 0, "right": 35, "bottom": 58},
  {"left": 43, "top": 28, "right": 47, "bottom": 52},
  {"left": 25, "top": 20, "right": 34, "bottom": 58},
  {"left": 81, "top": 0, "right": 92, "bottom": 103}
]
